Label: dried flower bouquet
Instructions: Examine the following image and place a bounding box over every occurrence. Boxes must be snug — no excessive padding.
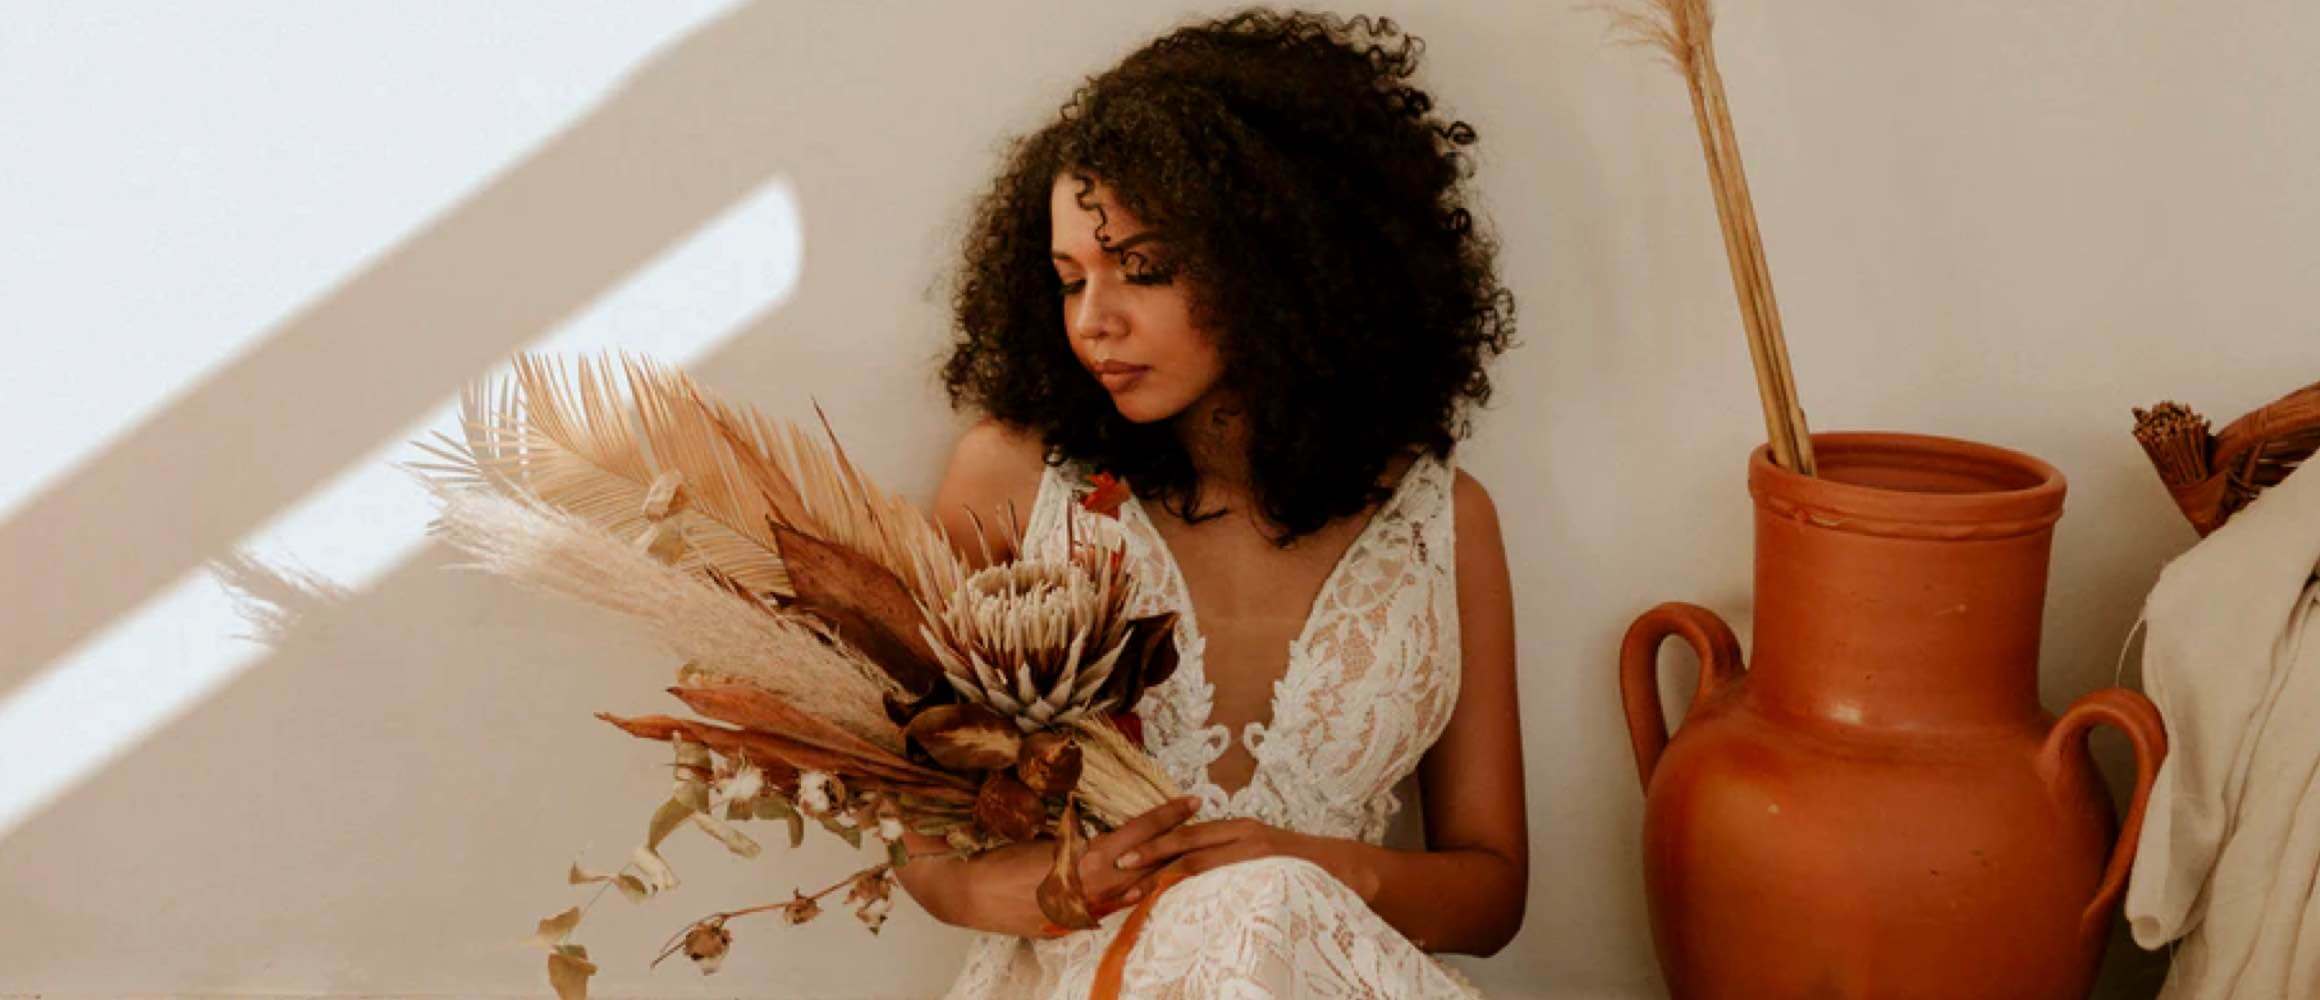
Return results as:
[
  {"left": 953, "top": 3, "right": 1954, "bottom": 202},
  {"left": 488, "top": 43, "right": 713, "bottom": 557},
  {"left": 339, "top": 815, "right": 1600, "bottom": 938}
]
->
[{"left": 411, "top": 353, "right": 1181, "bottom": 997}]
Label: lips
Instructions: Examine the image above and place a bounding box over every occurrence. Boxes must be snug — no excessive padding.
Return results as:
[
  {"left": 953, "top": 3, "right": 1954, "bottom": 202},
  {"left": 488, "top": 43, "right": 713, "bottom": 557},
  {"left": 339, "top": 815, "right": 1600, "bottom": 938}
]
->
[{"left": 1092, "top": 361, "right": 1148, "bottom": 392}]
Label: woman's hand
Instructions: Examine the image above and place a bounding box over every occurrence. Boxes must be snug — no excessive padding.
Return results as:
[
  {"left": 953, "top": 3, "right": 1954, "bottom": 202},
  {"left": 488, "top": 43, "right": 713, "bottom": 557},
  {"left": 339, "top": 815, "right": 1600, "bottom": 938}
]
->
[
  {"left": 1112, "top": 817, "right": 1379, "bottom": 904},
  {"left": 893, "top": 794, "right": 1200, "bottom": 937},
  {"left": 1072, "top": 795, "right": 1204, "bottom": 920}
]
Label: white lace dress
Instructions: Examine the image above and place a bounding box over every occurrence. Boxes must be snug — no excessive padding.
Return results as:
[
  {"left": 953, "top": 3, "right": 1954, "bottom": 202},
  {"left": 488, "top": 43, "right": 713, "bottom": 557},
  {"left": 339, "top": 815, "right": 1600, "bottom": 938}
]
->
[{"left": 940, "top": 450, "right": 1482, "bottom": 999}]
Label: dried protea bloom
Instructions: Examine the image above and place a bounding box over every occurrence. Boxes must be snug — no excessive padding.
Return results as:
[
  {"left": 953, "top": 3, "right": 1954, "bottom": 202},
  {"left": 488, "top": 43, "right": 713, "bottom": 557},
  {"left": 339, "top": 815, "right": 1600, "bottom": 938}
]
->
[
  {"left": 918, "top": 543, "right": 1181, "bottom": 734},
  {"left": 920, "top": 552, "right": 1131, "bottom": 730},
  {"left": 683, "top": 918, "right": 732, "bottom": 974}
]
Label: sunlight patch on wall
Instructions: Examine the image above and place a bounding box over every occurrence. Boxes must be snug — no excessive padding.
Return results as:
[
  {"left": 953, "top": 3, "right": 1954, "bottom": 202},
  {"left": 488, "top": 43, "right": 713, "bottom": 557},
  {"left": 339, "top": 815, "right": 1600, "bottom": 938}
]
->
[
  {"left": 0, "top": 177, "right": 803, "bottom": 838},
  {"left": 0, "top": 1, "right": 737, "bottom": 521}
]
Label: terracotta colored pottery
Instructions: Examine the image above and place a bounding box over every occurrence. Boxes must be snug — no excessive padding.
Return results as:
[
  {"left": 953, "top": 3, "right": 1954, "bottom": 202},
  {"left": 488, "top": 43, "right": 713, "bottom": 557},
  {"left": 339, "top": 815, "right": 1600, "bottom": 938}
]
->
[{"left": 1621, "top": 432, "right": 2167, "bottom": 1000}]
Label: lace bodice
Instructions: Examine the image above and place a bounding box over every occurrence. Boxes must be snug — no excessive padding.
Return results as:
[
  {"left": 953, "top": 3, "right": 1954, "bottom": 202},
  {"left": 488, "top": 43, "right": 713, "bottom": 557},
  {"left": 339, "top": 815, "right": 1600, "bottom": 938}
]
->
[
  {"left": 940, "top": 449, "right": 1479, "bottom": 999},
  {"left": 1020, "top": 450, "right": 1464, "bottom": 843}
]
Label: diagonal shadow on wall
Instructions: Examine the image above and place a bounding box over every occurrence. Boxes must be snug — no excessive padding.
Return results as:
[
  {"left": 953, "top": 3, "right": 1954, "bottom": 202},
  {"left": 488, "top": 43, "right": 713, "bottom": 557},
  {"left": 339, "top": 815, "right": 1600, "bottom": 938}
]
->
[{"left": 0, "top": 1, "right": 816, "bottom": 695}]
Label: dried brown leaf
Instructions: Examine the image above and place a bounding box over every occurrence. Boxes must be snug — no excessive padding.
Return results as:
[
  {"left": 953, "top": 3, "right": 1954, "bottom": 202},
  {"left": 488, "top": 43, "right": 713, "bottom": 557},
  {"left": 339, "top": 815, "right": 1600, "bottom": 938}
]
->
[
  {"left": 668, "top": 683, "right": 930, "bottom": 784},
  {"left": 631, "top": 845, "right": 680, "bottom": 892},
  {"left": 1103, "top": 612, "right": 1181, "bottom": 711},
  {"left": 1036, "top": 798, "right": 1097, "bottom": 930},
  {"left": 529, "top": 906, "right": 583, "bottom": 948},
  {"left": 1016, "top": 730, "right": 1083, "bottom": 799},
  {"left": 645, "top": 796, "right": 692, "bottom": 852},
  {"left": 906, "top": 703, "right": 1022, "bottom": 771},
  {"left": 598, "top": 714, "right": 973, "bottom": 803},
  {"left": 688, "top": 810, "right": 763, "bottom": 857},
  {"left": 972, "top": 770, "right": 1046, "bottom": 843},
  {"left": 548, "top": 943, "right": 596, "bottom": 1000},
  {"left": 770, "top": 522, "right": 947, "bottom": 695},
  {"left": 567, "top": 862, "right": 652, "bottom": 904}
]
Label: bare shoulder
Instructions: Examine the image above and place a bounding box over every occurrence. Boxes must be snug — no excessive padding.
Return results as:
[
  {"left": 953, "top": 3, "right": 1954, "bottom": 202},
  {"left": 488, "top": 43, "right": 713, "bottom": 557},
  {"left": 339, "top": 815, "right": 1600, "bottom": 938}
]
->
[
  {"left": 1448, "top": 467, "right": 1512, "bottom": 607},
  {"left": 932, "top": 417, "right": 1050, "bottom": 566},
  {"left": 1450, "top": 468, "right": 1502, "bottom": 546}
]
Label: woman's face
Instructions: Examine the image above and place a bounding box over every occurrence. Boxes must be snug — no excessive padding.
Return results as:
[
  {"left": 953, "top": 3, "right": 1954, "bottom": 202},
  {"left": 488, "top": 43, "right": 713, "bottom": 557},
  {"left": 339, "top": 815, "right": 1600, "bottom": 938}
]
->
[{"left": 1049, "top": 174, "right": 1226, "bottom": 425}]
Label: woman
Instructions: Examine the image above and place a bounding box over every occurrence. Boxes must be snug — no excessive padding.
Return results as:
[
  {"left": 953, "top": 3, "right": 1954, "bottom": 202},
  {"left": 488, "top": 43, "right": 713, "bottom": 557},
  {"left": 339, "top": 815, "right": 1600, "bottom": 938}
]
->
[{"left": 897, "top": 9, "right": 1526, "bottom": 996}]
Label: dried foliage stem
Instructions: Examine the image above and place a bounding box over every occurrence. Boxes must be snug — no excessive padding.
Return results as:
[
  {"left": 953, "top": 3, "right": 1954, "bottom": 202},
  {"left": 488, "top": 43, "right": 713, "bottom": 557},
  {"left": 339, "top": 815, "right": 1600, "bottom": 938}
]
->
[
  {"left": 2134, "top": 381, "right": 2320, "bottom": 535},
  {"left": 1615, "top": 0, "right": 1816, "bottom": 473}
]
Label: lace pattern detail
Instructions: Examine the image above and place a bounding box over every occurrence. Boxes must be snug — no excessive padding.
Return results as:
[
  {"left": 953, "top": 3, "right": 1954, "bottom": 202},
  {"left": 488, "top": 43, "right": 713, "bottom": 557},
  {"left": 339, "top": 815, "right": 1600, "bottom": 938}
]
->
[{"left": 944, "top": 450, "right": 1473, "bottom": 999}]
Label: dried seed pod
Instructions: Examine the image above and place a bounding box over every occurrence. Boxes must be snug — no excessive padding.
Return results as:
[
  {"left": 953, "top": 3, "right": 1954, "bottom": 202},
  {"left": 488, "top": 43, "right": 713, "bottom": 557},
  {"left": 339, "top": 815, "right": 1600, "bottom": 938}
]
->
[
  {"left": 855, "top": 894, "right": 893, "bottom": 933},
  {"left": 972, "top": 770, "right": 1047, "bottom": 842},
  {"left": 781, "top": 890, "right": 822, "bottom": 925},
  {"left": 845, "top": 867, "right": 894, "bottom": 907},
  {"left": 906, "top": 703, "right": 1022, "bottom": 771},
  {"left": 1016, "top": 730, "right": 1083, "bottom": 799},
  {"left": 683, "top": 918, "right": 732, "bottom": 974}
]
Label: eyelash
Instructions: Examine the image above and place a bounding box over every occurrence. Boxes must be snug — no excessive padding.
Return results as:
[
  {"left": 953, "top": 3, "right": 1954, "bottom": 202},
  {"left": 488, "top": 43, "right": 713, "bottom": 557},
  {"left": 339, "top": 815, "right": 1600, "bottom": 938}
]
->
[{"left": 1058, "top": 271, "right": 1174, "bottom": 296}]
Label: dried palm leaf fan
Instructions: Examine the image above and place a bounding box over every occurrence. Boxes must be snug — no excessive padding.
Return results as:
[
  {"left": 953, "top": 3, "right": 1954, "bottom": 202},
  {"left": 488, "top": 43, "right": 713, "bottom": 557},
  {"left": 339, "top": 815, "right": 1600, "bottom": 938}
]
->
[
  {"left": 1610, "top": 0, "right": 1815, "bottom": 473},
  {"left": 2134, "top": 379, "right": 2320, "bottom": 535}
]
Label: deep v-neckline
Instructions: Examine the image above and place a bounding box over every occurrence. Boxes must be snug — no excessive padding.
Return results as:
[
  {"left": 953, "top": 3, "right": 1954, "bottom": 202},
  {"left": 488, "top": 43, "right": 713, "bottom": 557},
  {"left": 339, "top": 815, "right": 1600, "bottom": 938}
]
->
[{"left": 1124, "top": 454, "right": 1433, "bottom": 798}]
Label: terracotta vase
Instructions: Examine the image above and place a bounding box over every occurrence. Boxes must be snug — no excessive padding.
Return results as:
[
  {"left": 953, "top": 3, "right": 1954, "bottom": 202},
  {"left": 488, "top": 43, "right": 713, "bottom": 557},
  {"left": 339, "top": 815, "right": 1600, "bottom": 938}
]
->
[{"left": 1620, "top": 432, "right": 2168, "bottom": 1000}]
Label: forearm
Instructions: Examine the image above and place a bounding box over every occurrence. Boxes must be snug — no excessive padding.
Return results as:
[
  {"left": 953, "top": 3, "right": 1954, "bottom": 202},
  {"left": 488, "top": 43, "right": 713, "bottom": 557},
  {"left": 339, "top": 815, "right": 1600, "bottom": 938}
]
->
[
  {"left": 892, "top": 836, "right": 1057, "bottom": 937},
  {"left": 1300, "top": 836, "right": 1527, "bottom": 956}
]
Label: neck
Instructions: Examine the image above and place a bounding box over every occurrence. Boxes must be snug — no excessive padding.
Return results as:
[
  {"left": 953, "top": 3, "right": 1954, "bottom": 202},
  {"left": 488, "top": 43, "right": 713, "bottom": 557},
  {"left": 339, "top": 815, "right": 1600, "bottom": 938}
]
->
[{"left": 1174, "top": 389, "right": 1252, "bottom": 506}]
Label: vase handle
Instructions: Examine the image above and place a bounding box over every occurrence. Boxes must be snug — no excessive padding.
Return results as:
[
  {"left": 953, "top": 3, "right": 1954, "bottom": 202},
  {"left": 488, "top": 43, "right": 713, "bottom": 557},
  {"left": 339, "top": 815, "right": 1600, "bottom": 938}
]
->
[
  {"left": 2039, "top": 687, "right": 2169, "bottom": 936},
  {"left": 1619, "top": 602, "right": 1746, "bottom": 788}
]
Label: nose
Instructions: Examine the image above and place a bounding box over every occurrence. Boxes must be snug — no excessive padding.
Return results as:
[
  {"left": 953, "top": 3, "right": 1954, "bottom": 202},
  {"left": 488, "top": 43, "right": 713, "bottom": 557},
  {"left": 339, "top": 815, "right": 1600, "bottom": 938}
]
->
[{"left": 1071, "top": 280, "right": 1124, "bottom": 342}]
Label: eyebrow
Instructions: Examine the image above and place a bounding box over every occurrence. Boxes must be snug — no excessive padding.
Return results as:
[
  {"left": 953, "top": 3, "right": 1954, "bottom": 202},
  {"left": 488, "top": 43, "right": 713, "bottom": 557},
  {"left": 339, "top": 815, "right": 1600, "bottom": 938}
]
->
[{"left": 1051, "top": 231, "right": 1166, "bottom": 263}]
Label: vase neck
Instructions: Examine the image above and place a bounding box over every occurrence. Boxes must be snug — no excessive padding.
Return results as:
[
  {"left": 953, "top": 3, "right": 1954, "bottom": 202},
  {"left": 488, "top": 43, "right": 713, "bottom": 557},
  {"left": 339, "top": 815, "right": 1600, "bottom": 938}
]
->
[{"left": 1743, "top": 434, "right": 2067, "bottom": 732}]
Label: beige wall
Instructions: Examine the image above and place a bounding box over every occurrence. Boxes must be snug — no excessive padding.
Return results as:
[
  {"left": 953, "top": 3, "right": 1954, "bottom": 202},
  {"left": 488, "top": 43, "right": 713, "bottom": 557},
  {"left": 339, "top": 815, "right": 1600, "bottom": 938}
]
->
[{"left": 5, "top": 1, "right": 2315, "bottom": 996}]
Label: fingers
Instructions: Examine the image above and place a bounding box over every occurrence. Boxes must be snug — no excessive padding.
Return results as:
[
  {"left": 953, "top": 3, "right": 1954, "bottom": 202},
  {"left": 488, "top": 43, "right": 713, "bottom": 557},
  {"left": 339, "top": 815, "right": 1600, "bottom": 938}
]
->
[
  {"left": 1117, "top": 845, "right": 1238, "bottom": 901},
  {"left": 1089, "top": 795, "right": 1200, "bottom": 865},
  {"left": 1077, "top": 796, "right": 1200, "bottom": 902},
  {"left": 1115, "top": 818, "right": 1247, "bottom": 870}
]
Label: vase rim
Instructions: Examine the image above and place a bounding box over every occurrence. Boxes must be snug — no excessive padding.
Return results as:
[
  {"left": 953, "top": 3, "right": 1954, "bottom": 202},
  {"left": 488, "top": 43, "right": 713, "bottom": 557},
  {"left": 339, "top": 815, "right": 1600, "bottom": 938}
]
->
[{"left": 1748, "top": 432, "right": 2066, "bottom": 540}]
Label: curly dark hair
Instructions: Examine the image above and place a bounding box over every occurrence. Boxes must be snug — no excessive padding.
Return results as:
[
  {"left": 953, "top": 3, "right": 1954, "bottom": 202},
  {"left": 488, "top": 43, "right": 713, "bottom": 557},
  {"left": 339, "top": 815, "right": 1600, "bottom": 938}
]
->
[{"left": 940, "top": 8, "right": 1517, "bottom": 545}]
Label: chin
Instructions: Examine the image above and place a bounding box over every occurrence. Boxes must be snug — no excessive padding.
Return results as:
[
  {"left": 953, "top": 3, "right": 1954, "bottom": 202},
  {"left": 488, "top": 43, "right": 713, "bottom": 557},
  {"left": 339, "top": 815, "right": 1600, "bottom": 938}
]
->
[
  {"left": 1111, "top": 401, "right": 1174, "bottom": 424},
  {"left": 1109, "top": 390, "right": 1192, "bottom": 425}
]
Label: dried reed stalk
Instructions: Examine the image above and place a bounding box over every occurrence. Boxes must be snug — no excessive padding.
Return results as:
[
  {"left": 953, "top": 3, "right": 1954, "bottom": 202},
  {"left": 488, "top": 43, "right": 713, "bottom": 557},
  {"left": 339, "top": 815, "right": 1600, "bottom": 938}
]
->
[
  {"left": 2131, "top": 401, "right": 2211, "bottom": 490},
  {"left": 1612, "top": 0, "right": 1816, "bottom": 473},
  {"left": 1068, "top": 715, "right": 1183, "bottom": 827}
]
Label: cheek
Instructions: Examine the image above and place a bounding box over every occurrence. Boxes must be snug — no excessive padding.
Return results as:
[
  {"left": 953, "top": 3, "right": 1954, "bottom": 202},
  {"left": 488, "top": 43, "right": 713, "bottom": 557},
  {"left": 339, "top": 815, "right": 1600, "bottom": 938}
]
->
[
  {"left": 1164, "top": 331, "right": 1225, "bottom": 393},
  {"left": 1150, "top": 304, "right": 1221, "bottom": 375}
]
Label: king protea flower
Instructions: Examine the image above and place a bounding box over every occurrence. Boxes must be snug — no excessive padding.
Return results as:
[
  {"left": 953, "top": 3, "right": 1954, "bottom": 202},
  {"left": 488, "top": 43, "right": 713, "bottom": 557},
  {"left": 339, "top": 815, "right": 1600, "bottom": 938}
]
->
[{"left": 916, "top": 540, "right": 1180, "bottom": 734}]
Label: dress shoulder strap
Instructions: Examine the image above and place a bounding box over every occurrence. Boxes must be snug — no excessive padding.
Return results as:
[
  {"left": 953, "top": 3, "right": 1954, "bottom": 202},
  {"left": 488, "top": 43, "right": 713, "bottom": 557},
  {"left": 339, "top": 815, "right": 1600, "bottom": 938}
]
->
[{"left": 1021, "top": 453, "right": 1091, "bottom": 559}]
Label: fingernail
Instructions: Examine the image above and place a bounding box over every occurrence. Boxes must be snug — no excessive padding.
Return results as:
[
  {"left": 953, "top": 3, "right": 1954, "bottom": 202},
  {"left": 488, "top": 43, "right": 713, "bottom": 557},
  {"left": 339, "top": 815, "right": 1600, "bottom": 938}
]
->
[
  {"left": 1116, "top": 852, "right": 1140, "bottom": 869},
  {"left": 1122, "top": 887, "right": 1144, "bottom": 903}
]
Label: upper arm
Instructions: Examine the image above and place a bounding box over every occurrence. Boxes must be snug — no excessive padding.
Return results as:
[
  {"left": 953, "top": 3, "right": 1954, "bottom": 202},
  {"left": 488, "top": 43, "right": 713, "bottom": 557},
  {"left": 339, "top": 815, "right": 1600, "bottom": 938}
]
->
[
  {"left": 897, "top": 418, "right": 1049, "bottom": 920},
  {"left": 930, "top": 416, "right": 1050, "bottom": 571},
  {"left": 1415, "top": 470, "right": 1528, "bottom": 875}
]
